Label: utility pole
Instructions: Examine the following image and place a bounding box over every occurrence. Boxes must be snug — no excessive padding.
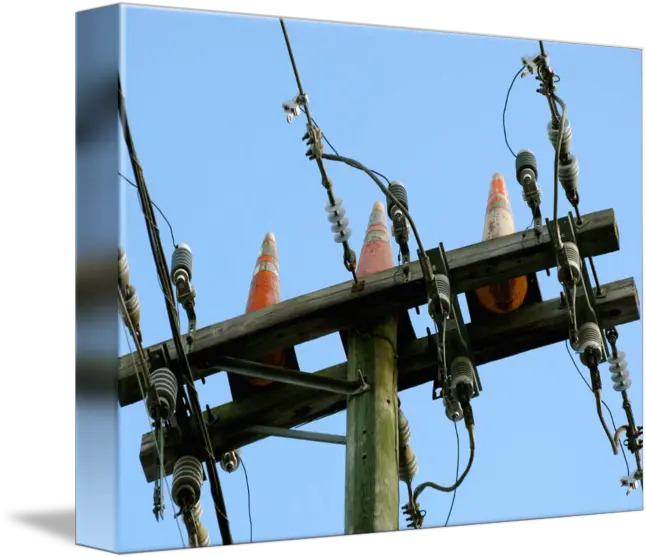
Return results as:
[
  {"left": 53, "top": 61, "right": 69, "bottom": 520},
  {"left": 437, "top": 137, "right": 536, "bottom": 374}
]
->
[{"left": 345, "top": 203, "right": 400, "bottom": 534}]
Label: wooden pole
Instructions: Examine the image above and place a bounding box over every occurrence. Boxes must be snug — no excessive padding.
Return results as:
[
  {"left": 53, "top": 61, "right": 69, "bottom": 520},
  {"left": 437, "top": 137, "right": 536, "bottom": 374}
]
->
[
  {"left": 345, "top": 202, "right": 400, "bottom": 534},
  {"left": 345, "top": 317, "right": 400, "bottom": 534}
]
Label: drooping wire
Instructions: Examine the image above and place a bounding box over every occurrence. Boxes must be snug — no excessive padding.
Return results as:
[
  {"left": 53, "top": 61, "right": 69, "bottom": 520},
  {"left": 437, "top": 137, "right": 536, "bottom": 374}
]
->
[
  {"left": 444, "top": 421, "right": 460, "bottom": 527},
  {"left": 238, "top": 456, "right": 253, "bottom": 543},
  {"left": 119, "top": 172, "right": 178, "bottom": 248},
  {"left": 565, "top": 341, "right": 630, "bottom": 476},
  {"left": 503, "top": 67, "right": 524, "bottom": 158},
  {"left": 309, "top": 115, "right": 391, "bottom": 184}
]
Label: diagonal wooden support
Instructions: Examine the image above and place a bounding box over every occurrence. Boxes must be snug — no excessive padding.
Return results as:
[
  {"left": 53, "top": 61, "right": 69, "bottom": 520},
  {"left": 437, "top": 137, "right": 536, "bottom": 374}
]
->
[
  {"left": 138, "top": 277, "right": 639, "bottom": 482},
  {"left": 119, "top": 208, "right": 620, "bottom": 407}
]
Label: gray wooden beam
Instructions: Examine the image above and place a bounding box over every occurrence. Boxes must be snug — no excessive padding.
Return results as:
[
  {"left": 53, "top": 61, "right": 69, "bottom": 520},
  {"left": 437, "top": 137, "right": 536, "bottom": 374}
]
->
[
  {"left": 120, "top": 209, "right": 620, "bottom": 407},
  {"left": 139, "top": 277, "right": 639, "bottom": 482}
]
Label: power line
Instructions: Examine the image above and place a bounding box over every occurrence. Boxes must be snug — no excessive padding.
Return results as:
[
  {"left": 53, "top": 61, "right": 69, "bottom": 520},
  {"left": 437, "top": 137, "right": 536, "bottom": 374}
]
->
[
  {"left": 239, "top": 456, "right": 253, "bottom": 543},
  {"left": 502, "top": 67, "right": 523, "bottom": 158},
  {"left": 444, "top": 421, "right": 460, "bottom": 527},
  {"left": 119, "top": 172, "right": 178, "bottom": 248},
  {"left": 564, "top": 341, "right": 630, "bottom": 476},
  {"left": 118, "top": 75, "right": 234, "bottom": 546}
]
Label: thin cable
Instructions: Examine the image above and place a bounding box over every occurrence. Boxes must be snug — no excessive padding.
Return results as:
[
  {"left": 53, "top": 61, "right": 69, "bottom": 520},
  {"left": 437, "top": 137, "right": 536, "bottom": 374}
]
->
[
  {"left": 320, "top": 153, "right": 433, "bottom": 284},
  {"left": 118, "top": 77, "right": 233, "bottom": 545},
  {"left": 120, "top": 319, "right": 186, "bottom": 548},
  {"left": 503, "top": 67, "right": 523, "bottom": 158},
  {"left": 279, "top": 19, "right": 359, "bottom": 283},
  {"left": 444, "top": 421, "right": 460, "bottom": 527},
  {"left": 309, "top": 115, "right": 391, "bottom": 185},
  {"left": 564, "top": 341, "right": 630, "bottom": 475},
  {"left": 239, "top": 457, "right": 253, "bottom": 543},
  {"left": 551, "top": 95, "right": 567, "bottom": 244},
  {"left": 119, "top": 173, "right": 178, "bottom": 248},
  {"left": 414, "top": 424, "right": 475, "bottom": 499}
]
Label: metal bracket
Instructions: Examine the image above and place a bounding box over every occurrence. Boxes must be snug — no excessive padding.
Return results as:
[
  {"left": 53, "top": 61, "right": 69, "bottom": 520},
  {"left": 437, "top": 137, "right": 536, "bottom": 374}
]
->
[
  {"left": 211, "top": 356, "right": 368, "bottom": 396},
  {"left": 351, "top": 279, "right": 366, "bottom": 293},
  {"left": 248, "top": 425, "right": 346, "bottom": 445},
  {"left": 427, "top": 243, "right": 482, "bottom": 398},
  {"left": 563, "top": 212, "right": 610, "bottom": 362}
]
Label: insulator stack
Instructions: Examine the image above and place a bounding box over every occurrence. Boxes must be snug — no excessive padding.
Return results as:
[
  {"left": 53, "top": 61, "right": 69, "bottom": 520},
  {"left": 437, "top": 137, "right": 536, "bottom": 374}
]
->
[
  {"left": 386, "top": 181, "right": 410, "bottom": 245},
  {"left": 398, "top": 409, "right": 411, "bottom": 446},
  {"left": 171, "top": 456, "right": 204, "bottom": 509},
  {"left": 325, "top": 197, "right": 352, "bottom": 244},
  {"left": 558, "top": 155, "right": 580, "bottom": 202},
  {"left": 444, "top": 397, "right": 463, "bottom": 422},
  {"left": 398, "top": 444, "right": 418, "bottom": 483},
  {"left": 123, "top": 285, "right": 141, "bottom": 328},
  {"left": 118, "top": 247, "right": 130, "bottom": 290},
  {"left": 547, "top": 119, "right": 580, "bottom": 204},
  {"left": 516, "top": 149, "right": 542, "bottom": 208},
  {"left": 608, "top": 351, "right": 632, "bottom": 392},
  {"left": 146, "top": 367, "right": 178, "bottom": 420},
  {"left": 428, "top": 273, "right": 451, "bottom": 320},
  {"left": 450, "top": 356, "right": 476, "bottom": 402},
  {"left": 547, "top": 118, "right": 573, "bottom": 158},
  {"left": 171, "top": 243, "right": 193, "bottom": 281},
  {"left": 387, "top": 180, "right": 409, "bottom": 216},
  {"left": 557, "top": 242, "right": 582, "bottom": 288},
  {"left": 220, "top": 449, "right": 241, "bottom": 473},
  {"left": 577, "top": 322, "right": 604, "bottom": 367}
]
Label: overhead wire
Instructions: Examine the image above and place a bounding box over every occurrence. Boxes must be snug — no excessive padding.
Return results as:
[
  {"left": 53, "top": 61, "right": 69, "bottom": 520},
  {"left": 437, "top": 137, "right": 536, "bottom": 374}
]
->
[
  {"left": 118, "top": 75, "right": 234, "bottom": 545},
  {"left": 279, "top": 18, "right": 359, "bottom": 284},
  {"left": 565, "top": 341, "right": 630, "bottom": 476},
  {"left": 309, "top": 115, "right": 392, "bottom": 185},
  {"left": 238, "top": 456, "right": 253, "bottom": 543},
  {"left": 444, "top": 422, "right": 460, "bottom": 527},
  {"left": 502, "top": 67, "right": 524, "bottom": 158},
  {"left": 119, "top": 172, "right": 178, "bottom": 248}
]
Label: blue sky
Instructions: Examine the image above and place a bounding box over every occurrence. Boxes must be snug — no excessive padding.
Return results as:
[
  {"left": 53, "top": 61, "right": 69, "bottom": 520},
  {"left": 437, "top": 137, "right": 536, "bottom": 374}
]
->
[{"left": 117, "top": 5, "right": 643, "bottom": 553}]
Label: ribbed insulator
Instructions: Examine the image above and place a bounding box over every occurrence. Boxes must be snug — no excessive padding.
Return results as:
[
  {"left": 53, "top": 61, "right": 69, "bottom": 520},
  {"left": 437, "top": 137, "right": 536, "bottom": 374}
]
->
[
  {"left": 577, "top": 322, "right": 604, "bottom": 367},
  {"left": 398, "top": 409, "right": 412, "bottom": 447},
  {"left": 434, "top": 274, "right": 451, "bottom": 315},
  {"left": 516, "top": 149, "right": 538, "bottom": 184},
  {"left": 118, "top": 247, "right": 130, "bottom": 289},
  {"left": 548, "top": 118, "right": 573, "bottom": 156},
  {"left": 557, "top": 242, "right": 581, "bottom": 287},
  {"left": 450, "top": 356, "right": 476, "bottom": 401},
  {"left": 172, "top": 456, "right": 203, "bottom": 509},
  {"left": 398, "top": 445, "right": 418, "bottom": 483},
  {"left": 124, "top": 285, "right": 140, "bottom": 326},
  {"left": 608, "top": 351, "right": 632, "bottom": 392},
  {"left": 325, "top": 197, "right": 352, "bottom": 244},
  {"left": 171, "top": 243, "right": 193, "bottom": 280},
  {"left": 146, "top": 367, "right": 178, "bottom": 420},
  {"left": 387, "top": 180, "right": 409, "bottom": 218},
  {"left": 558, "top": 155, "right": 579, "bottom": 199}
]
